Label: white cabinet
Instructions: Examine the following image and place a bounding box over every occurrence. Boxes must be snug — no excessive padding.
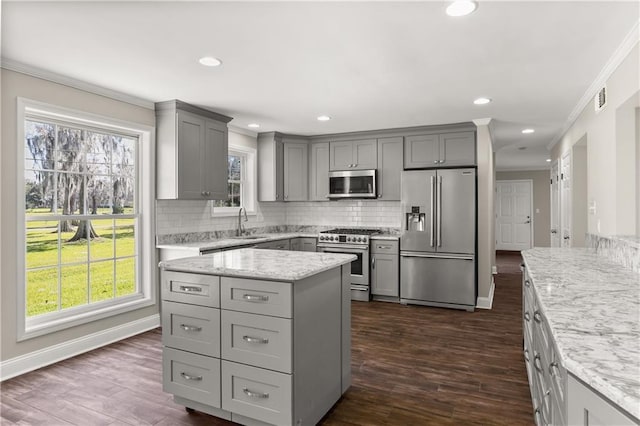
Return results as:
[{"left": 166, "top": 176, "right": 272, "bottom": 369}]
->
[
  {"left": 309, "top": 142, "right": 329, "bottom": 201},
  {"left": 376, "top": 137, "right": 403, "bottom": 200},
  {"left": 370, "top": 239, "right": 399, "bottom": 299},
  {"left": 156, "top": 100, "right": 232, "bottom": 200},
  {"left": 567, "top": 375, "right": 637, "bottom": 426},
  {"left": 329, "top": 139, "right": 377, "bottom": 171},
  {"left": 283, "top": 142, "right": 308, "bottom": 201},
  {"left": 404, "top": 131, "right": 475, "bottom": 169}
]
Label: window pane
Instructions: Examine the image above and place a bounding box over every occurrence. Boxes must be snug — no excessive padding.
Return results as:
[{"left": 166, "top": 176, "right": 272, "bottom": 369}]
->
[
  {"left": 56, "top": 127, "right": 84, "bottom": 172},
  {"left": 112, "top": 176, "right": 134, "bottom": 214},
  {"left": 25, "top": 120, "right": 56, "bottom": 172},
  {"left": 85, "top": 131, "right": 111, "bottom": 176},
  {"left": 26, "top": 268, "right": 58, "bottom": 317},
  {"left": 25, "top": 171, "right": 56, "bottom": 213},
  {"left": 90, "top": 261, "right": 114, "bottom": 302},
  {"left": 115, "top": 219, "right": 135, "bottom": 258},
  {"left": 26, "top": 219, "right": 59, "bottom": 269},
  {"left": 229, "top": 182, "right": 241, "bottom": 207},
  {"left": 61, "top": 224, "right": 88, "bottom": 264},
  {"left": 90, "top": 219, "right": 114, "bottom": 261},
  {"left": 87, "top": 174, "right": 112, "bottom": 213},
  {"left": 116, "top": 258, "right": 136, "bottom": 297},
  {"left": 228, "top": 155, "right": 241, "bottom": 180},
  {"left": 56, "top": 172, "right": 83, "bottom": 215},
  {"left": 61, "top": 264, "right": 88, "bottom": 309}
]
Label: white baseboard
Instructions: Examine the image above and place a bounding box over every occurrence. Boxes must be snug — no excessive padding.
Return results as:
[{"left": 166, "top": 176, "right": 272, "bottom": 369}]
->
[
  {"left": 492, "top": 265, "right": 498, "bottom": 275},
  {"left": 476, "top": 278, "right": 495, "bottom": 310},
  {"left": 0, "top": 314, "right": 160, "bottom": 381}
]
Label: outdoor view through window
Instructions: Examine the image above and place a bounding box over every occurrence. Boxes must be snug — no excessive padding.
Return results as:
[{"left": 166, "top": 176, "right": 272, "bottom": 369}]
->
[
  {"left": 24, "top": 119, "right": 138, "bottom": 317},
  {"left": 213, "top": 152, "right": 242, "bottom": 208}
]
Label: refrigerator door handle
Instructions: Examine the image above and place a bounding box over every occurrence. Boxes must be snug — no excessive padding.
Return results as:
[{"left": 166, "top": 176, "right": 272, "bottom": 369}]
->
[
  {"left": 400, "top": 251, "right": 474, "bottom": 261},
  {"left": 430, "top": 175, "right": 435, "bottom": 247},
  {"left": 437, "top": 175, "right": 442, "bottom": 247}
]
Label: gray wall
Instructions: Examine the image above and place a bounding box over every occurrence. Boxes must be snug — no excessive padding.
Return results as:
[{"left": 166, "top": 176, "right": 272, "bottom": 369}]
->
[
  {"left": 1, "top": 69, "right": 157, "bottom": 361},
  {"left": 496, "top": 170, "right": 551, "bottom": 247}
]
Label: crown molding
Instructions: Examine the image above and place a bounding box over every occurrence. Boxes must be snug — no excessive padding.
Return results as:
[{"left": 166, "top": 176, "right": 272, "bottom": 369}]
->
[
  {"left": 0, "top": 58, "right": 155, "bottom": 110},
  {"left": 547, "top": 19, "right": 640, "bottom": 150},
  {"left": 228, "top": 125, "right": 258, "bottom": 138}
]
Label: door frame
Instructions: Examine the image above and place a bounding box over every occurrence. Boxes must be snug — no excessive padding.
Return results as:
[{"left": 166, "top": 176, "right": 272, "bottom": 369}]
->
[
  {"left": 550, "top": 160, "right": 561, "bottom": 247},
  {"left": 495, "top": 179, "right": 534, "bottom": 250}
]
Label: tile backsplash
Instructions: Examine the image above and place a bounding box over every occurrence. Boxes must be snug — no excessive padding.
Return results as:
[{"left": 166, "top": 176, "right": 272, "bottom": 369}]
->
[{"left": 156, "top": 199, "right": 402, "bottom": 236}]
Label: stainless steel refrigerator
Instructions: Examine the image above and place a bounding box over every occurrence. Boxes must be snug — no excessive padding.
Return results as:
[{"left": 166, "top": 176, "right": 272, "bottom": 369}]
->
[{"left": 400, "top": 168, "right": 477, "bottom": 311}]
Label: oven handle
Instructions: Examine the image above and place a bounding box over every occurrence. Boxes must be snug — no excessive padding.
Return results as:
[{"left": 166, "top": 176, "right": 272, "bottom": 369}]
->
[
  {"left": 351, "top": 285, "right": 369, "bottom": 291},
  {"left": 317, "top": 244, "right": 369, "bottom": 251}
]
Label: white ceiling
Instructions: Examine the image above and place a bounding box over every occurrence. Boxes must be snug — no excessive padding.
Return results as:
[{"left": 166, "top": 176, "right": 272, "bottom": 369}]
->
[{"left": 2, "top": 1, "right": 638, "bottom": 170}]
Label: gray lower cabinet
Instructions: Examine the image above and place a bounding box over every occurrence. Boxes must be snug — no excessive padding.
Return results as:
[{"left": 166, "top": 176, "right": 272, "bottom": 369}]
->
[
  {"left": 290, "top": 237, "right": 317, "bottom": 252},
  {"left": 156, "top": 100, "right": 232, "bottom": 200},
  {"left": 161, "top": 268, "right": 349, "bottom": 426},
  {"left": 404, "top": 131, "right": 475, "bottom": 169},
  {"left": 254, "top": 239, "right": 291, "bottom": 250},
  {"left": 370, "top": 239, "right": 399, "bottom": 299},
  {"left": 376, "top": 137, "right": 403, "bottom": 200},
  {"left": 309, "top": 142, "right": 329, "bottom": 201}
]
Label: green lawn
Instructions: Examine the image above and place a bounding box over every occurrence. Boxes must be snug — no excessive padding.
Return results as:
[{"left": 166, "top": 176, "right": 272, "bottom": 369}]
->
[{"left": 26, "top": 208, "right": 137, "bottom": 317}]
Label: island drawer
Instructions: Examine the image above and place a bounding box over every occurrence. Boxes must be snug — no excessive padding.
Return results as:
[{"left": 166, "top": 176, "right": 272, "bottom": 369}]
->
[
  {"left": 163, "top": 347, "right": 221, "bottom": 409},
  {"left": 221, "top": 360, "right": 292, "bottom": 426},
  {"left": 162, "top": 300, "right": 221, "bottom": 357},
  {"left": 162, "top": 271, "right": 220, "bottom": 307},
  {"left": 221, "top": 310, "right": 292, "bottom": 373},
  {"left": 221, "top": 277, "right": 292, "bottom": 318},
  {"left": 371, "top": 240, "right": 399, "bottom": 254}
]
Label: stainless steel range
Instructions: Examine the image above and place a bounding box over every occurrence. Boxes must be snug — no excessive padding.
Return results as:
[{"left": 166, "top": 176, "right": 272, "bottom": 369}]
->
[{"left": 316, "top": 228, "right": 381, "bottom": 301}]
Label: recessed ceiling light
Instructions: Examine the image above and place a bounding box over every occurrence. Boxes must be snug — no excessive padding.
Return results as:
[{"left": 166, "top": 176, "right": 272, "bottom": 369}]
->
[
  {"left": 248, "top": 123, "right": 260, "bottom": 129},
  {"left": 473, "top": 97, "right": 491, "bottom": 105},
  {"left": 198, "top": 56, "right": 222, "bottom": 67},
  {"left": 522, "top": 129, "right": 535, "bottom": 134},
  {"left": 446, "top": 1, "right": 477, "bottom": 17},
  {"left": 546, "top": 159, "right": 552, "bottom": 162},
  {"left": 317, "top": 115, "right": 331, "bottom": 121}
]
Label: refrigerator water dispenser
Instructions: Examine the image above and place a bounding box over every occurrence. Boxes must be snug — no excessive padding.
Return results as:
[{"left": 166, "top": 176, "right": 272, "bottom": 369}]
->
[{"left": 406, "top": 212, "right": 425, "bottom": 232}]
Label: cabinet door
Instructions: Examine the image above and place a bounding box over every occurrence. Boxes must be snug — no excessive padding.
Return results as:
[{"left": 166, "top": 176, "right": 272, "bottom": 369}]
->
[
  {"left": 371, "top": 254, "right": 399, "bottom": 297},
  {"left": 329, "top": 141, "right": 354, "bottom": 170},
  {"left": 257, "top": 135, "right": 284, "bottom": 202},
  {"left": 352, "top": 139, "right": 377, "bottom": 170},
  {"left": 275, "top": 140, "right": 285, "bottom": 201},
  {"left": 177, "top": 111, "right": 206, "bottom": 199},
  {"left": 439, "top": 132, "right": 475, "bottom": 166},
  {"left": 203, "top": 120, "right": 229, "bottom": 199},
  {"left": 300, "top": 238, "right": 317, "bottom": 252},
  {"left": 284, "top": 142, "right": 308, "bottom": 201},
  {"left": 309, "top": 143, "right": 329, "bottom": 201},
  {"left": 377, "top": 137, "right": 402, "bottom": 200},
  {"left": 404, "top": 134, "right": 440, "bottom": 169}
]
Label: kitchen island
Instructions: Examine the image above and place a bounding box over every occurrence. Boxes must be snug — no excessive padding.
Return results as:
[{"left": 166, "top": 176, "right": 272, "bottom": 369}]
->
[
  {"left": 159, "top": 248, "right": 356, "bottom": 426},
  {"left": 521, "top": 248, "right": 640, "bottom": 425}
]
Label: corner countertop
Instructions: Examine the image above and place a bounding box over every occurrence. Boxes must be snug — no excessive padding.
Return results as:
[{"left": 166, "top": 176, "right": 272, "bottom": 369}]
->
[
  {"left": 156, "top": 232, "right": 318, "bottom": 252},
  {"left": 159, "top": 248, "right": 356, "bottom": 281},
  {"left": 521, "top": 247, "right": 640, "bottom": 420}
]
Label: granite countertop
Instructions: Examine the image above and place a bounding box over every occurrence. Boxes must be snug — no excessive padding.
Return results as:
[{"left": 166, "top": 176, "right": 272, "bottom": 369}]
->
[
  {"left": 371, "top": 233, "right": 400, "bottom": 240},
  {"left": 521, "top": 247, "right": 640, "bottom": 420},
  {"left": 159, "top": 248, "right": 356, "bottom": 281},
  {"left": 156, "top": 232, "right": 318, "bottom": 252}
]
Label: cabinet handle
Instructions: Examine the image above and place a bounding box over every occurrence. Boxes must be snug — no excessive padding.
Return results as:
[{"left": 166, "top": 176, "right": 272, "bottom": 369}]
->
[
  {"left": 180, "top": 372, "right": 203, "bottom": 381},
  {"left": 533, "top": 311, "right": 542, "bottom": 323},
  {"left": 372, "top": 256, "right": 375, "bottom": 269},
  {"left": 179, "top": 285, "right": 203, "bottom": 293},
  {"left": 534, "top": 408, "right": 543, "bottom": 424},
  {"left": 523, "top": 349, "right": 530, "bottom": 362},
  {"left": 180, "top": 324, "right": 202, "bottom": 332},
  {"left": 377, "top": 245, "right": 391, "bottom": 249},
  {"left": 378, "top": 194, "right": 382, "bottom": 198},
  {"left": 549, "top": 362, "right": 560, "bottom": 377},
  {"left": 533, "top": 353, "right": 543, "bottom": 373},
  {"left": 433, "top": 160, "right": 439, "bottom": 164},
  {"left": 524, "top": 279, "right": 531, "bottom": 288},
  {"left": 243, "top": 388, "right": 269, "bottom": 399},
  {"left": 524, "top": 312, "right": 531, "bottom": 322},
  {"left": 243, "top": 294, "right": 269, "bottom": 302},
  {"left": 243, "top": 335, "right": 269, "bottom": 344}
]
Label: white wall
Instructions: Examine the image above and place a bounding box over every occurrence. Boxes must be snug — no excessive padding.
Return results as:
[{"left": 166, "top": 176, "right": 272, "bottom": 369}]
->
[
  {"left": 1, "top": 69, "right": 158, "bottom": 361},
  {"left": 552, "top": 41, "right": 640, "bottom": 237},
  {"left": 476, "top": 122, "right": 496, "bottom": 303}
]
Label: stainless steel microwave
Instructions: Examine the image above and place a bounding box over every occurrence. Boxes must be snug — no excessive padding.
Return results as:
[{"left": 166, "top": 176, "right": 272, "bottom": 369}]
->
[{"left": 328, "top": 169, "right": 377, "bottom": 199}]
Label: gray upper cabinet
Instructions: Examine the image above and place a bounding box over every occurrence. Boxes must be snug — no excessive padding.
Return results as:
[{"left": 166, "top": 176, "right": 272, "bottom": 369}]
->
[
  {"left": 156, "top": 100, "right": 232, "bottom": 200},
  {"left": 329, "top": 139, "right": 377, "bottom": 171},
  {"left": 258, "top": 133, "right": 285, "bottom": 201},
  {"left": 283, "top": 141, "right": 308, "bottom": 201},
  {"left": 404, "top": 131, "right": 475, "bottom": 169},
  {"left": 376, "top": 137, "right": 403, "bottom": 200},
  {"left": 309, "top": 142, "right": 329, "bottom": 201}
]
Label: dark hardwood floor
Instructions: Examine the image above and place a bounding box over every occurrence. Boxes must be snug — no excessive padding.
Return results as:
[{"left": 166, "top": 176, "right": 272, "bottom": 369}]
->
[{"left": 1, "top": 252, "right": 532, "bottom": 425}]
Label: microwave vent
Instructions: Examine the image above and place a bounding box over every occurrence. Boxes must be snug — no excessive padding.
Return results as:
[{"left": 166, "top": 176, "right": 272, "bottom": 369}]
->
[{"left": 594, "top": 86, "right": 607, "bottom": 112}]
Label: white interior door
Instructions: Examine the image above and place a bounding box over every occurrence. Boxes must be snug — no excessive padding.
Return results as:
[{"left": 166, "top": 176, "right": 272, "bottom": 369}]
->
[
  {"left": 560, "top": 152, "right": 572, "bottom": 247},
  {"left": 495, "top": 180, "right": 533, "bottom": 251},
  {"left": 550, "top": 161, "right": 560, "bottom": 247}
]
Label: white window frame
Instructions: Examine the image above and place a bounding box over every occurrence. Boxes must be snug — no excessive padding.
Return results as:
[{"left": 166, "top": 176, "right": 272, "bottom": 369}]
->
[
  {"left": 17, "top": 98, "right": 156, "bottom": 341},
  {"left": 211, "top": 145, "right": 257, "bottom": 217}
]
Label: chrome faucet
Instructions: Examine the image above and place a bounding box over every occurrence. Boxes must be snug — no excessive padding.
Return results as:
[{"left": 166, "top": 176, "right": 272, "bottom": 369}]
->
[{"left": 237, "top": 207, "right": 248, "bottom": 236}]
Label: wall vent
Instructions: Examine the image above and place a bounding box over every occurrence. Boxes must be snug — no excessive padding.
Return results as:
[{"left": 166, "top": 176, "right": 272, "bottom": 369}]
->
[{"left": 594, "top": 85, "right": 607, "bottom": 112}]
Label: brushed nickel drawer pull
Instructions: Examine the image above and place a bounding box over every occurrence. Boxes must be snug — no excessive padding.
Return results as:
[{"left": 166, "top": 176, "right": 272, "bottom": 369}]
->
[
  {"left": 243, "top": 387, "right": 269, "bottom": 399},
  {"left": 243, "top": 294, "right": 269, "bottom": 302},
  {"left": 377, "top": 245, "right": 391, "bottom": 249},
  {"left": 179, "top": 285, "right": 203, "bottom": 293},
  {"left": 180, "top": 324, "right": 202, "bottom": 332},
  {"left": 549, "top": 362, "right": 560, "bottom": 376},
  {"left": 523, "top": 349, "right": 530, "bottom": 362},
  {"left": 524, "top": 312, "right": 531, "bottom": 322},
  {"left": 524, "top": 279, "right": 531, "bottom": 288},
  {"left": 243, "top": 335, "right": 269, "bottom": 344},
  {"left": 533, "top": 353, "right": 543, "bottom": 373},
  {"left": 180, "top": 372, "right": 203, "bottom": 381},
  {"left": 533, "top": 311, "right": 542, "bottom": 323}
]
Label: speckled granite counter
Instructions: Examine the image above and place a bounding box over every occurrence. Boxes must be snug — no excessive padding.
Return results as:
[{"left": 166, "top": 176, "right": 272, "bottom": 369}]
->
[
  {"left": 521, "top": 247, "right": 640, "bottom": 420},
  {"left": 159, "top": 248, "right": 356, "bottom": 281},
  {"left": 156, "top": 232, "right": 318, "bottom": 252}
]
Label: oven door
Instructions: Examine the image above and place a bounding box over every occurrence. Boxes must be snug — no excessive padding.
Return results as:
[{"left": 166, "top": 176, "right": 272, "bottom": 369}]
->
[{"left": 317, "top": 244, "right": 369, "bottom": 288}]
